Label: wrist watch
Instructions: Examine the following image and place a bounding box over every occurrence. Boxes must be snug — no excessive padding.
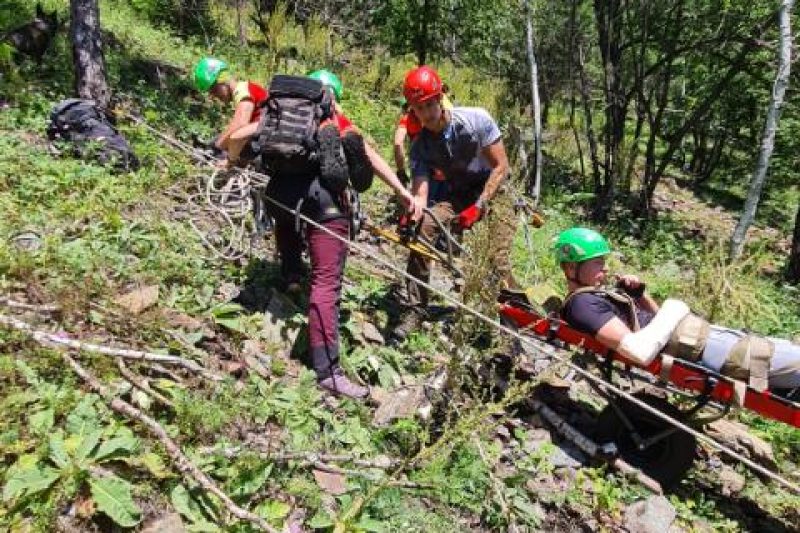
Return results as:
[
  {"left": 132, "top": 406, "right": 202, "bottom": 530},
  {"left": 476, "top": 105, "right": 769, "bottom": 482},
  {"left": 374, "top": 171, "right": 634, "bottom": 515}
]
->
[{"left": 475, "top": 198, "right": 488, "bottom": 211}]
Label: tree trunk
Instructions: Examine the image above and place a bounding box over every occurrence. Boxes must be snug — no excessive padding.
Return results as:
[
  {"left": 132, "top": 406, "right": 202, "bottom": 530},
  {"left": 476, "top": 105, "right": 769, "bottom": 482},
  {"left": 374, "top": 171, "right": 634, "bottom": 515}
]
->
[
  {"left": 567, "top": 0, "right": 585, "bottom": 180},
  {"left": 237, "top": 0, "right": 247, "bottom": 45},
  {"left": 787, "top": 202, "right": 800, "bottom": 284},
  {"left": 577, "top": 44, "right": 601, "bottom": 195},
  {"left": 730, "top": 0, "right": 794, "bottom": 259},
  {"left": 70, "top": 0, "right": 110, "bottom": 108},
  {"left": 523, "top": 0, "right": 543, "bottom": 202},
  {"left": 593, "top": 0, "right": 626, "bottom": 221},
  {"left": 413, "top": 0, "right": 433, "bottom": 65}
]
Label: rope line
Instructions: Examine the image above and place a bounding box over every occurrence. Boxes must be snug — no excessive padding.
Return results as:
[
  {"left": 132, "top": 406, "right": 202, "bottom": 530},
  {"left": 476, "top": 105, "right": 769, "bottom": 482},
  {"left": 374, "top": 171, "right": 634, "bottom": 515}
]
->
[{"left": 125, "top": 113, "right": 800, "bottom": 494}]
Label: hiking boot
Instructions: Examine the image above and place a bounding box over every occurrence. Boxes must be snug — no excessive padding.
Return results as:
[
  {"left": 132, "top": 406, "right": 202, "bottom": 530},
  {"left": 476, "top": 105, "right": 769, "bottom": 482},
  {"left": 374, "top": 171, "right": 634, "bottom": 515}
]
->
[
  {"left": 389, "top": 307, "right": 426, "bottom": 344},
  {"left": 317, "top": 123, "right": 349, "bottom": 193},
  {"left": 318, "top": 369, "right": 369, "bottom": 399}
]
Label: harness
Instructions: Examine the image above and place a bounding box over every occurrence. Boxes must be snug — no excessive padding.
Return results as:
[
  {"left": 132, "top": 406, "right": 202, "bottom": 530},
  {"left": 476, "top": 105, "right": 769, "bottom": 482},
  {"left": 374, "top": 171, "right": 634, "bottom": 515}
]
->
[{"left": 562, "top": 287, "right": 641, "bottom": 331}]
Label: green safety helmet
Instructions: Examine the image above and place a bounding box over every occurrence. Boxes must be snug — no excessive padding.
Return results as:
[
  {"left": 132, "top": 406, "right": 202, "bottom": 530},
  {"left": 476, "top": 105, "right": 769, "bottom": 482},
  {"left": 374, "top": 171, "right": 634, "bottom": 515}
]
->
[
  {"left": 553, "top": 227, "right": 611, "bottom": 263},
  {"left": 308, "top": 69, "right": 343, "bottom": 100},
  {"left": 194, "top": 57, "right": 228, "bottom": 92}
]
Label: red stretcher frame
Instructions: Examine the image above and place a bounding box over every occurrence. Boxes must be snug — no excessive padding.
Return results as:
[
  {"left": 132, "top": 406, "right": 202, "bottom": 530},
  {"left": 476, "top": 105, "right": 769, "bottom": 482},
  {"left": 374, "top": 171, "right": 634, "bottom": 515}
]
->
[{"left": 498, "top": 301, "right": 800, "bottom": 429}]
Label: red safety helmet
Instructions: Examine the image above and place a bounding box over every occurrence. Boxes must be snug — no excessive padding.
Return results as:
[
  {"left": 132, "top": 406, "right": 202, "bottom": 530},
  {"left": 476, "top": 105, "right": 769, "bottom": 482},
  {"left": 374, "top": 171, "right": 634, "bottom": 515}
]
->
[{"left": 403, "top": 66, "right": 443, "bottom": 105}]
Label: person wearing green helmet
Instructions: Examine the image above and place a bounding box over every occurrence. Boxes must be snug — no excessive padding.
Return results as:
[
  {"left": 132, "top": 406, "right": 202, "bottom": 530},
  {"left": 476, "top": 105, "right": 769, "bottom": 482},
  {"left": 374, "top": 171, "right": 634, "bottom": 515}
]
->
[
  {"left": 308, "top": 69, "right": 343, "bottom": 100},
  {"left": 555, "top": 228, "right": 800, "bottom": 391},
  {"left": 556, "top": 227, "right": 669, "bottom": 356},
  {"left": 193, "top": 57, "right": 268, "bottom": 161}
]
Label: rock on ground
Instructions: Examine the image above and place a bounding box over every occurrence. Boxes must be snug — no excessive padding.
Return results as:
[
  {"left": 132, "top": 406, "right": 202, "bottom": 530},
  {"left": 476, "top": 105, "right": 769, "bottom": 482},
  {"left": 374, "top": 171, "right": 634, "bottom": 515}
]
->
[{"left": 623, "top": 495, "right": 676, "bottom": 533}]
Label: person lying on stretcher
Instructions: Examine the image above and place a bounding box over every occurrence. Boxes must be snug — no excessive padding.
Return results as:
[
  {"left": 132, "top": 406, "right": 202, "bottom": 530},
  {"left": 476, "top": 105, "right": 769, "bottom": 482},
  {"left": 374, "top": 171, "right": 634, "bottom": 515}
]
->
[{"left": 554, "top": 227, "right": 800, "bottom": 392}]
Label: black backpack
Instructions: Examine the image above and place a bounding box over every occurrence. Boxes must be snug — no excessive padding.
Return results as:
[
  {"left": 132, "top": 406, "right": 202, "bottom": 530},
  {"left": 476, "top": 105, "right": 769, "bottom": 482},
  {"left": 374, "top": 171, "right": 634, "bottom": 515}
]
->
[
  {"left": 253, "top": 75, "right": 333, "bottom": 172},
  {"left": 47, "top": 99, "right": 139, "bottom": 171}
]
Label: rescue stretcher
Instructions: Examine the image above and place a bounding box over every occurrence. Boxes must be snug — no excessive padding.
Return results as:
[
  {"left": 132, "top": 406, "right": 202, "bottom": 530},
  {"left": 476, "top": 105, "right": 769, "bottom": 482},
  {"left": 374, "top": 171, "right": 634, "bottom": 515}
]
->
[{"left": 496, "top": 290, "right": 800, "bottom": 487}]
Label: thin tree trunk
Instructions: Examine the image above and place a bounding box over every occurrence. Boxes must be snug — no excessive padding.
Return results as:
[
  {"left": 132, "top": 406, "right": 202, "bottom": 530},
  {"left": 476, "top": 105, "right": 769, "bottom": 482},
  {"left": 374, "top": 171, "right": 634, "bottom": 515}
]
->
[
  {"left": 237, "top": 0, "right": 247, "bottom": 45},
  {"left": 523, "top": 0, "right": 543, "bottom": 202},
  {"left": 593, "top": 0, "right": 626, "bottom": 220},
  {"left": 787, "top": 202, "right": 800, "bottom": 284},
  {"left": 730, "top": 0, "right": 794, "bottom": 259},
  {"left": 578, "top": 44, "right": 601, "bottom": 194},
  {"left": 70, "top": 0, "right": 110, "bottom": 108},
  {"left": 567, "top": 0, "right": 585, "bottom": 180},
  {"left": 414, "top": 0, "right": 433, "bottom": 65}
]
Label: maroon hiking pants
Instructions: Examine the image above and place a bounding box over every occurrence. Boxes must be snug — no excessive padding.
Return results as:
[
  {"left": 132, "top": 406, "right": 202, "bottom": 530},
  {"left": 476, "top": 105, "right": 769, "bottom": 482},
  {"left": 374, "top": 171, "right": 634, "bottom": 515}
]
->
[{"left": 274, "top": 215, "right": 349, "bottom": 379}]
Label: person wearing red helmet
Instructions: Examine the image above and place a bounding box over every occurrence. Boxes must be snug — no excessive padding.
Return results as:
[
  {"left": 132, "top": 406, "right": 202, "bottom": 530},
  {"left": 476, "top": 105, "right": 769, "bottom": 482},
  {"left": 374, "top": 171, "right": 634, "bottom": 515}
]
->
[{"left": 391, "top": 65, "right": 518, "bottom": 342}]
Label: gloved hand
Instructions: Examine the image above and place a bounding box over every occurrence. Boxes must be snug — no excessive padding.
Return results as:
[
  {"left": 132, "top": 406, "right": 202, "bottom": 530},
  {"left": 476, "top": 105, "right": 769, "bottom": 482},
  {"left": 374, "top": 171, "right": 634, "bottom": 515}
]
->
[
  {"left": 397, "top": 214, "right": 415, "bottom": 240},
  {"left": 615, "top": 275, "right": 646, "bottom": 298},
  {"left": 457, "top": 203, "right": 483, "bottom": 229}
]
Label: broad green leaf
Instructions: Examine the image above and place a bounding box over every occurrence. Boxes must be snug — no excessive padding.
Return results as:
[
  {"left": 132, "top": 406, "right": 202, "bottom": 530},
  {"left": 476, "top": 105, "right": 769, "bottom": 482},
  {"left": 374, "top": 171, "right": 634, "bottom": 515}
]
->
[
  {"left": 95, "top": 435, "right": 140, "bottom": 462},
  {"left": 308, "top": 510, "right": 334, "bottom": 529},
  {"left": 187, "top": 522, "right": 220, "bottom": 532},
  {"left": 48, "top": 433, "right": 71, "bottom": 470},
  {"left": 14, "top": 360, "right": 41, "bottom": 386},
  {"left": 89, "top": 475, "right": 141, "bottom": 528},
  {"left": 3, "top": 464, "right": 60, "bottom": 502},
  {"left": 355, "top": 516, "right": 385, "bottom": 532},
  {"left": 29, "top": 408, "right": 54, "bottom": 435},
  {"left": 212, "top": 316, "right": 246, "bottom": 334},
  {"left": 131, "top": 389, "right": 152, "bottom": 410},
  {"left": 66, "top": 396, "right": 101, "bottom": 438},
  {"left": 171, "top": 484, "right": 207, "bottom": 525},
  {"left": 256, "top": 499, "right": 290, "bottom": 522},
  {"left": 76, "top": 429, "right": 103, "bottom": 463},
  {"left": 135, "top": 452, "right": 171, "bottom": 479},
  {"left": 228, "top": 463, "right": 273, "bottom": 498}
]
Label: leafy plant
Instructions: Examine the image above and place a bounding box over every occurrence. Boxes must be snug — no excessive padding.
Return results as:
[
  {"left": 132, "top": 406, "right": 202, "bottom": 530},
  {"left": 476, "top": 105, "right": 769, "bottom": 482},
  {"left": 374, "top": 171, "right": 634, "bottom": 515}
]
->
[{"left": 3, "top": 394, "right": 142, "bottom": 528}]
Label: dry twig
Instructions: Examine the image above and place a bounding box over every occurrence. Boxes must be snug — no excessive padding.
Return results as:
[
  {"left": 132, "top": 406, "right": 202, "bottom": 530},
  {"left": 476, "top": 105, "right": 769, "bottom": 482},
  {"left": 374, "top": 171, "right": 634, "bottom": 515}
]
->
[
  {"left": 0, "top": 296, "right": 60, "bottom": 313},
  {"left": 0, "top": 313, "right": 222, "bottom": 380},
  {"left": 116, "top": 359, "right": 175, "bottom": 407},
  {"left": 62, "top": 353, "right": 277, "bottom": 533},
  {"left": 203, "top": 447, "right": 427, "bottom": 489}
]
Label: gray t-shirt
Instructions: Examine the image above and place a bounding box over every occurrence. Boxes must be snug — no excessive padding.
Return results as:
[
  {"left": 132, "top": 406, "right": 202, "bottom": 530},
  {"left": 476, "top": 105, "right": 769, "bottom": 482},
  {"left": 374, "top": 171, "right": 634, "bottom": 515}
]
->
[{"left": 410, "top": 107, "right": 502, "bottom": 197}]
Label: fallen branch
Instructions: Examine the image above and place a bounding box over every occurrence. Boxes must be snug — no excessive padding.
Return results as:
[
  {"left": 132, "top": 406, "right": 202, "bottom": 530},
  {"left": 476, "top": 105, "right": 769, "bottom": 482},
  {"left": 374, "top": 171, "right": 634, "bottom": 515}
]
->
[
  {"left": 0, "top": 296, "right": 60, "bottom": 313},
  {"left": 117, "top": 359, "right": 175, "bottom": 407},
  {"left": 530, "top": 399, "right": 664, "bottom": 494},
  {"left": 62, "top": 352, "right": 277, "bottom": 533},
  {"left": 203, "top": 446, "right": 426, "bottom": 489},
  {"left": 0, "top": 313, "right": 222, "bottom": 381}
]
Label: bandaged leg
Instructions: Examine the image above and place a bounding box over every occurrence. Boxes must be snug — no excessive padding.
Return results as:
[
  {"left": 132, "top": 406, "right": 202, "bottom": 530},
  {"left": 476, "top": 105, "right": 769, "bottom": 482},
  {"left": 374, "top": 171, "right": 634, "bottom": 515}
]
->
[
  {"left": 617, "top": 299, "right": 690, "bottom": 366},
  {"left": 767, "top": 339, "right": 800, "bottom": 389}
]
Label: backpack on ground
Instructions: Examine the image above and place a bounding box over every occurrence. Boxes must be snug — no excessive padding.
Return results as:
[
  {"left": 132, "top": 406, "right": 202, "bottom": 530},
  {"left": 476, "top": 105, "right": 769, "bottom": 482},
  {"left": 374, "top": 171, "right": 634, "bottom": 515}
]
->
[
  {"left": 252, "top": 75, "right": 333, "bottom": 173},
  {"left": 46, "top": 99, "right": 139, "bottom": 171}
]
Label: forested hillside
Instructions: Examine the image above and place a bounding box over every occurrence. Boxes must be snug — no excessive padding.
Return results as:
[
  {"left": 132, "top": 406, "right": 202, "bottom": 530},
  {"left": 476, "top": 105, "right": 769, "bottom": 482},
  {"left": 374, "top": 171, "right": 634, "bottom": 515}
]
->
[{"left": 1, "top": 1, "right": 798, "bottom": 531}]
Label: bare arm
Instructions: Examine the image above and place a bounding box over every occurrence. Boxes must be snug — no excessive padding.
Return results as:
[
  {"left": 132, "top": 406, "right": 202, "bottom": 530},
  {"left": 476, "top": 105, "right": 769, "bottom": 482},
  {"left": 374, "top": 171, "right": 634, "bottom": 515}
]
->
[
  {"left": 393, "top": 125, "right": 408, "bottom": 172},
  {"left": 364, "top": 142, "right": 422, "bottom": 219},
  {"left": 596, "top": 300, "right": 690, "bottom": 366},
  {"left": 478, "top": 140, "right": 510, "bottom": 204},
  {"left": 411, "top": 175, "right": 429, "bottom": 218},
  {"left": 215, "top": 100, "right": 255, "bottom": 150},
  {"left": 594, "top": 316, "right": 633, "bottom": 351},
  {"left": 226, "top": 121, "right": 259, "bottom": 163}
]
